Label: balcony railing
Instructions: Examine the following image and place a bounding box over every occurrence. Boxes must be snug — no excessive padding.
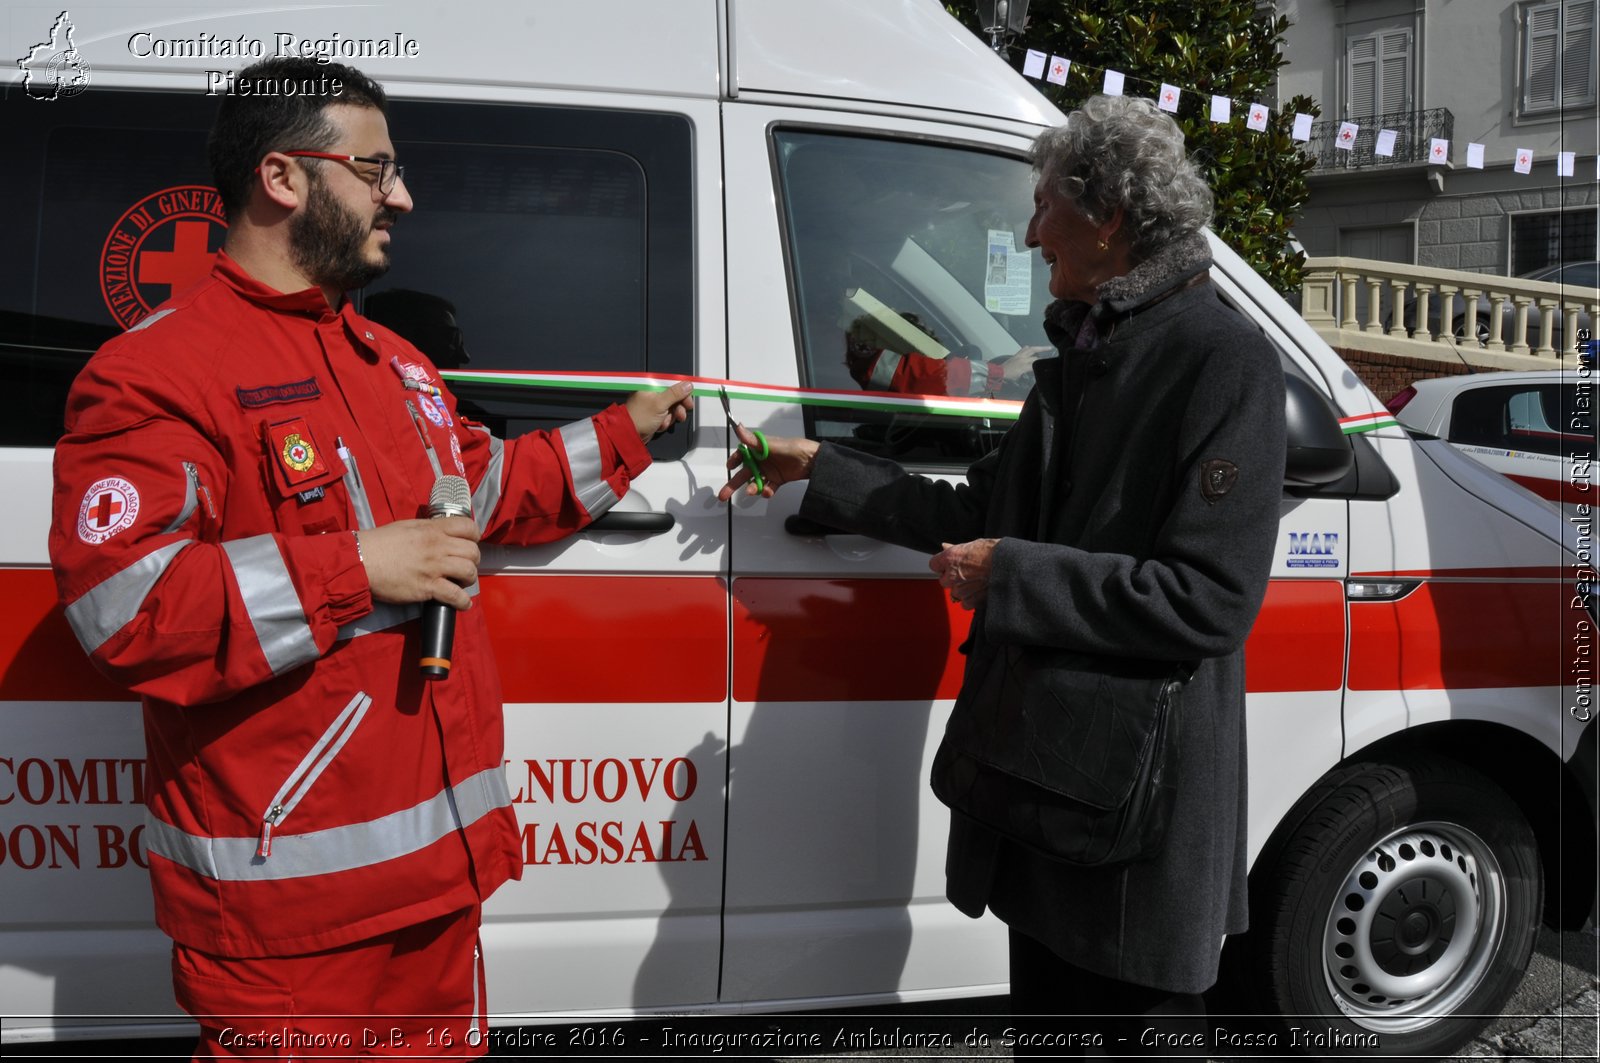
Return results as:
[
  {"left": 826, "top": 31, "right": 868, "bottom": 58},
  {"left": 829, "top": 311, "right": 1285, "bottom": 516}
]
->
[
  {"left": 1300, "top": 257, "right": 1598, "bottom": 367},
  {"left": 1305, "top": 108, "right": 1454, "bottom": 170}
]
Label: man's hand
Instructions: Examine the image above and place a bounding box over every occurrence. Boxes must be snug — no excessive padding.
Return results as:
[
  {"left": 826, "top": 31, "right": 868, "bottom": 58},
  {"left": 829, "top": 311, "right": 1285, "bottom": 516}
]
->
[
  {"left": 929, "top": 538, "right": 1000, "bottom": 610},
  {"left": 717, "top": 424, "right": 821, "bottom": 500},
  {"left": 1003, "top": 345, "right": 1051, "bottom": 383},
  {"left": 356, "top": 517, "right": 482, "bottom": 610},
  {"left": 626, "top": 381, "right": 696, "bottom": 442}
]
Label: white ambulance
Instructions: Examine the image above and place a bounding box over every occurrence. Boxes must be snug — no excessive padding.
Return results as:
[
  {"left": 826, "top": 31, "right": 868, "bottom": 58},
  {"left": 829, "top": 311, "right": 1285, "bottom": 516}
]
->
[{"left": 1, "top": 2, "right": 1592, "bottom": 1058}]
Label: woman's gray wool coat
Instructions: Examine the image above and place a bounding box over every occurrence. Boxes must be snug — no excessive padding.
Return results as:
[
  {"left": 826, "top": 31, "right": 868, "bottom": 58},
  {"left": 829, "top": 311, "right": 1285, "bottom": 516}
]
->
[{"left": 799, "top": 234, "right": 1288, "bottom": 994}]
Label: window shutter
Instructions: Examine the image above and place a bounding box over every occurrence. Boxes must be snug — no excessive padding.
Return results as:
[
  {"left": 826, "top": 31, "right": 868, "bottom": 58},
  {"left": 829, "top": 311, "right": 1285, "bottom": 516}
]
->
[
  {"left": 1348, "top": 34, "right": 1377, "bottom": 118},
  {"left": 1525, "top": 3, "right": 1562, "bottom": 110},
  {"left": 1563, "top": 2, "right": 1596, "bottom": 106},
  {"left": 1379, "top": 30, "right": 1411, "bottom": 114}
]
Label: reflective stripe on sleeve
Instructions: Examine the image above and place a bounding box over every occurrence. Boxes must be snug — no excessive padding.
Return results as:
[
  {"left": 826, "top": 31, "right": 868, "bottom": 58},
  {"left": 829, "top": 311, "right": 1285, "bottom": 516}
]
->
[
  {"left": 333, "top": 582, "right": 479, "bottom": 643},
  {"left": 223, "top": 534, "right": 317, "bottom": 676},
  {"left": 63, "top": 540, "right": 191, "bottom": 654},
  {"left": 144, "top": 765, "right": 514, "bottom": 882},
  {"left": 557, "top": 418, "right": 620, "bottom": 519},
  {"left": 468, "top": 426, "right": 504, "bottom": 534},
  {"left": 968, "top": 361, "right": 994, "bottom": 396},
  {"left": 869, "top": 350, "right": 904, "bottom": 390}
]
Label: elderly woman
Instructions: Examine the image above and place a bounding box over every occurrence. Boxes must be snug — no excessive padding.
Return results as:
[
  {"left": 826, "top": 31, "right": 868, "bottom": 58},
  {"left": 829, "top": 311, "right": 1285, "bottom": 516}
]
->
[{"left": 721, "top": 95, "right": 1286, "bottom": 1040}]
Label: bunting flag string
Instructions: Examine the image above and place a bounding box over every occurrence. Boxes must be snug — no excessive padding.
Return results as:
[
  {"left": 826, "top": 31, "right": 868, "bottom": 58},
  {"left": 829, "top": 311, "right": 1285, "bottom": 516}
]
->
[{"left": 1015, "top": 44, "right": 1599, "bottom": 179}]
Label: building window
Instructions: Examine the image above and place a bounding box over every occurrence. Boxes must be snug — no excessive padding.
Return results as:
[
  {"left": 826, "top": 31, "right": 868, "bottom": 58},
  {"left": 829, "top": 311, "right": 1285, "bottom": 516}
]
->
[
  {"left": 1346, "top": 27, "right": 1412, "bottom": 119},
  {"left": 1521, "top": 1, "right": 1597, "bottom": 115},
  {"left": 1510, "top": 208, "right": 1598, "bottom": 275}
]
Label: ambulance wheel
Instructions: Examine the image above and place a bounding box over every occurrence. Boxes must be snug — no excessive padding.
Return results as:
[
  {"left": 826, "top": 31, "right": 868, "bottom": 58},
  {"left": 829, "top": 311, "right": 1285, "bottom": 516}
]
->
[{"left": 1249, "top": 756, "right": 1541, "bottom": 1058}]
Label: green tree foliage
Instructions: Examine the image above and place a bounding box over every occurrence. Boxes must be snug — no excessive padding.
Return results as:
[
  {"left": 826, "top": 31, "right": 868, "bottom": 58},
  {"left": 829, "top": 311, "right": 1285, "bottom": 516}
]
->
[{"left": 946, "top": 1, "right": 1319, "bottom": 294}]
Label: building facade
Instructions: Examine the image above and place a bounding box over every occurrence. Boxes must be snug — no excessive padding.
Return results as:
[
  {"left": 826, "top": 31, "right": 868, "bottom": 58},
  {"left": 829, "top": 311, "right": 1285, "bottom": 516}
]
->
[{"left": 1277, "top": 0, "right": 1597, "bottom": 276}]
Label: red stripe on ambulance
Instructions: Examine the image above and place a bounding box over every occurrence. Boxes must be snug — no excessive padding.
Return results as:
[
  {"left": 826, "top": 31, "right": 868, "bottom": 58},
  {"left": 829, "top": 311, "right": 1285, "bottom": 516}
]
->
[
  {"left": 1244, "top": 580, "right": 1346, "bottom": 692},
  {"left": 1349, "top": 580, "right": 1578, "bottom": 690},
  {"left": 479, "top": 574, "right": 727, "bottom": 703}
]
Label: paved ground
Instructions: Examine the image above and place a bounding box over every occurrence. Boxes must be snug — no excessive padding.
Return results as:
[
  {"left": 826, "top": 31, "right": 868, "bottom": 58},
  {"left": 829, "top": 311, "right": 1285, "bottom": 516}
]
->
[{"left": 8, "top": 929, "right": 1595, "bottom": 1060}]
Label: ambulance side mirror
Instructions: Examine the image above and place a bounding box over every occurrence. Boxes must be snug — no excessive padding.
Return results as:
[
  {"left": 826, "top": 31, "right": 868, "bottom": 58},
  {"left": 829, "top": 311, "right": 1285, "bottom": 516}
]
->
[{"left": 1283, "top": 371, "right": 1355, "bottom": 488}]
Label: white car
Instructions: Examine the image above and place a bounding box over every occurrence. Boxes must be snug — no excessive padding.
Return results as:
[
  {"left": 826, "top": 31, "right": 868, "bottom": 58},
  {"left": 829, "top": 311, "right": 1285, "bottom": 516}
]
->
[{"left": 1388, "top": 368, "right": 1597, "bottom": 512}]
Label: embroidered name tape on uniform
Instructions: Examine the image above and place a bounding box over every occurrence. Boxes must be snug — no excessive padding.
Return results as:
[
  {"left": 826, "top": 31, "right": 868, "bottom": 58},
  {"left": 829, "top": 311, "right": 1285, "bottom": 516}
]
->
[
  {"left": 237, "top": 377, "right": 321, "bottom": 408},
  {"left": 77, "top": 476, "right": 141, "bottom": 544},
  {"left": 269, "top": 417, "right": 329, "bottom": 486}
]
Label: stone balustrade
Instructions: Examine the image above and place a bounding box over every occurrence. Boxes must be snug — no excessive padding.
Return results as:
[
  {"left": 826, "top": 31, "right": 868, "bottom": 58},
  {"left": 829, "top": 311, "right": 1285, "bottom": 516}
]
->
[{"left": 1300, "top": 257, "right": 1597, "bottom": 371}]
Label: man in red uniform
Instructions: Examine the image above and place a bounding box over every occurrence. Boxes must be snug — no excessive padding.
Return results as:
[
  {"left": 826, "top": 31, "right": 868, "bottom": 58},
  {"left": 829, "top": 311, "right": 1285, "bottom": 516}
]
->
[{"left": 47, "top": 57, "right": 692, "bottom": 1057}]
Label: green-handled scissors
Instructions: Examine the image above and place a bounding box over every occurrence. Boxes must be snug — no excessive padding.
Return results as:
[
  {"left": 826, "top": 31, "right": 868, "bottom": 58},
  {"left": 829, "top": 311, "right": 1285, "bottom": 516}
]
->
[{"left": 718, "top": 386, "right": 768, "bottom": 493}]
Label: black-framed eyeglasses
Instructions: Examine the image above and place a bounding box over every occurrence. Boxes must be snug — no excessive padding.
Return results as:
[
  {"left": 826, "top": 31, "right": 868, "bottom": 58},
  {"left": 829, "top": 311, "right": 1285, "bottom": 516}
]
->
[{"left": 284, "top": 151, "right": 406, "bottom": 194}]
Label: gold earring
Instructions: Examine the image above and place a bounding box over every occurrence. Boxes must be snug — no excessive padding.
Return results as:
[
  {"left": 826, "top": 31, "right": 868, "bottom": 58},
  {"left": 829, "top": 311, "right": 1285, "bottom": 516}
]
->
[{"left": 1096, "top": 239, "right": 1108, "bottom": 251}]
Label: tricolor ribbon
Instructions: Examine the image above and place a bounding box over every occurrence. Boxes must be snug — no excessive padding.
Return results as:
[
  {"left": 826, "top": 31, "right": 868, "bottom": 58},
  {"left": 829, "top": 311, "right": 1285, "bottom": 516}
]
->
[{"left": 441, "top": 369, "right": 1403, "bottom": 435}]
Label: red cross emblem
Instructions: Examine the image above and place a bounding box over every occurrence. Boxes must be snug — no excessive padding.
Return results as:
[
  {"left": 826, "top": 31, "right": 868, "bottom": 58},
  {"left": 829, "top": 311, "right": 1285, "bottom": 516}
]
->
[
  {"left": 1341, "top": 129, "right": 1353, "bottom": 141},
  {"left": 1053, "top": 63, "right": 1064, "bottom": 77},
  {"left": 1519, "top": 155, "right": 1529, "bottom": 165},
  {"left": 89, "top": 492, "right": 124, "bottom": 528},
  {"left": 77, "top": 477, "right": 140, "bottom": 544},
  {"left": 1433, "top": 145, "right": 1444, "bottom": 157},
  {"left": 100, "top": 186, "right": 228, "bottom": 332},
  {"left": 1165, "top": 91, "right": 1175, "bottom": 102}
]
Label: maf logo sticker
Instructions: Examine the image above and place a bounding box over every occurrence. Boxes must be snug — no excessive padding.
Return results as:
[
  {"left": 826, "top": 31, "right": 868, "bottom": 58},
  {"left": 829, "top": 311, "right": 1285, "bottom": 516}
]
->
[
  {"left": 1286, "top": 531, "right": 1340, "bottom": 569},
  {"left": 100, "top": 186, "right": 228, "bottom": 330}
]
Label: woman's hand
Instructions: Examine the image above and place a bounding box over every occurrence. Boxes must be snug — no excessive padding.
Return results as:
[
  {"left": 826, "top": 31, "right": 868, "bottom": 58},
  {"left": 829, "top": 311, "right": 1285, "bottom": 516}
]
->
[
  {"left": 716, "top": 423, "right": 821, "bottom": 500},
  {"left": 930, "top": 538, "right": 1000, "bottom": 610}
]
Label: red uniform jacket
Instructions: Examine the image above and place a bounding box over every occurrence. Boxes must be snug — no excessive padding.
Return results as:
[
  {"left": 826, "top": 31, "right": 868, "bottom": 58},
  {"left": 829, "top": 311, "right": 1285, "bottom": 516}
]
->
[
  {"left": 48, "top": 253, "right": 651, "bottom": 957},
  {"left": 845, "top": 341, "right": 1002, "bottom": 397}
]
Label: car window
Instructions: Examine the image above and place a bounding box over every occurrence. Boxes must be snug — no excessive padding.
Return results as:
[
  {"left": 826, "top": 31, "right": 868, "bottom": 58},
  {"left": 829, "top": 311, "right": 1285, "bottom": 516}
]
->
[
  {"left": 1449, "top": 383, "right": 1586, "bottom": 458},
  {"left": 773, "top": 130, "right": 1051, "bottom": 467},
  {"left": 1559, "top": 263, "right": 1599, "bottom": 288},
  {"left": 0, "top": 94, "right": 693, "bottom": 456}
]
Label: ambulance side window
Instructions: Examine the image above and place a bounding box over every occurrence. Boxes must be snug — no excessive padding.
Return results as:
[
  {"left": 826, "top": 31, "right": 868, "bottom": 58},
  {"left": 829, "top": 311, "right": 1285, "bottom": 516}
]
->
[
  {"left": 364, "top": 102, "right": 694, "bottom": 456},
  {"left": 774, "top": 131, "right": 1051, "bottom": 468},
  {"left": 1450, "top": 383, "right": 1586, "bottom": 459},
  {"left": 0, "top": 93, "right": 217, "bottom": 448},
  {"left": 1, "top": 95, "right": 693, "bottom": 457}
]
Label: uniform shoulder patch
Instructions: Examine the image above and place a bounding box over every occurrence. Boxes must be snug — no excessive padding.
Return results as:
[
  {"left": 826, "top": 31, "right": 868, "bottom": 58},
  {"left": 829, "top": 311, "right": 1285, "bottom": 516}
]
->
[
  {"left": 1200, "top": 459, "right": 1239, "bottom": 504},
  {"left": 77, "top": 477, "right": 141, "bottom": 544}
]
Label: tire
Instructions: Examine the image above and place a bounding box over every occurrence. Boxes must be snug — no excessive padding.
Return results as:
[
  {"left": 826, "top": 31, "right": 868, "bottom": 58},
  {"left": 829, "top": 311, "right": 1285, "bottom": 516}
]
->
[
  {"left": 1451, "top": 314, "right": 1493, "bottom": 347},
  {"left": 1245, "top": 756, "right": 1542, "bottom": 1059}
]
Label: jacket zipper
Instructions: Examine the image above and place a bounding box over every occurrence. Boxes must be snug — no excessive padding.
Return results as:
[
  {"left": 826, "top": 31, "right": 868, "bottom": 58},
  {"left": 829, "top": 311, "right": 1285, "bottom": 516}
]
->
[
  {"left": 164, "top": 462, "right": 218, "bottom": 534},
  {"left": 258, "top": 691, "right": 373, "bottom": 857}
]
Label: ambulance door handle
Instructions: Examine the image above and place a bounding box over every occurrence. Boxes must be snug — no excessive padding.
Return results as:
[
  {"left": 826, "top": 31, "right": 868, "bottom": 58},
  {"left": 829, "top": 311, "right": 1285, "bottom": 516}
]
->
[
  {"left": 585, "top": 511, "right": 675, "bottom": 534},
  {"left": 784, "top": 515, "right": 845, "bottom": 537}
]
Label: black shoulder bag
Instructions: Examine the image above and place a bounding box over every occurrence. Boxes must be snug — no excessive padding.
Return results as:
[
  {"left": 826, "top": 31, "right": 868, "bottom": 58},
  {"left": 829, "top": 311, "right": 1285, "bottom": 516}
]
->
[{"left": 930, "top": 646, "right": 1193, "bottom": 867}]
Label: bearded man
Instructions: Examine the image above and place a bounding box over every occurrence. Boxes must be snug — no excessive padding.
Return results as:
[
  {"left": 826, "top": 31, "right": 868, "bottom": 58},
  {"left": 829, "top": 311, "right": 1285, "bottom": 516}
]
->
[{"left": 48, "top": 57, "right": 692, "bottom": 1058}]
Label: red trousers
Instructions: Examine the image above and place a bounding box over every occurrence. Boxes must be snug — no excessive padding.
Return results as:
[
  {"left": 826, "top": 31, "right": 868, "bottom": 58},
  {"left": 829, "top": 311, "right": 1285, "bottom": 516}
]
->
[{"left": 172, "top": 905, "right": 486, "bottom": 1060}]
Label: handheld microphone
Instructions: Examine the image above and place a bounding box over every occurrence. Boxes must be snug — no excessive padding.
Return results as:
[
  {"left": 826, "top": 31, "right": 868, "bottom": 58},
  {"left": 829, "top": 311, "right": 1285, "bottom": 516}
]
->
[{"left": 421, "top": 475, "right": 473, "bottom": 680}]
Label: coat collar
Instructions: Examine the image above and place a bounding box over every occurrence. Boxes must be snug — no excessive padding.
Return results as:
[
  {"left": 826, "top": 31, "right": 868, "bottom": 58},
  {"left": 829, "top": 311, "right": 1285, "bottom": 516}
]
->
[{"left": 1043, "top": 231, "right": 1213, "bottom": 347}]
